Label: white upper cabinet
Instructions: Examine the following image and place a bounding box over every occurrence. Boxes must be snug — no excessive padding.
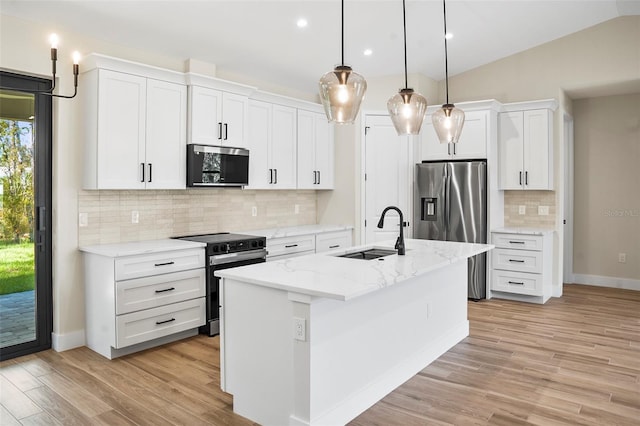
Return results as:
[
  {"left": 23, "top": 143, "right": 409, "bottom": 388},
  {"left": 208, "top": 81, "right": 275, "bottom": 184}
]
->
[
  {"left": 188, "top": 86, "right": 248, "bottom": 148},
  {"left": 82, "top": 64, "right": 187, "bottom": 190},
  {"left": 498, "top": 103, "right": 554, "bottom": 190},
  {"left": 297, "top": 109, "right": 334, "bottom": 189},
  {"left": 421, "top": 109, "right": 489, "bottom": 161},
  {"left": 246, "top": 100, "right": 297, "bottom": 189}
]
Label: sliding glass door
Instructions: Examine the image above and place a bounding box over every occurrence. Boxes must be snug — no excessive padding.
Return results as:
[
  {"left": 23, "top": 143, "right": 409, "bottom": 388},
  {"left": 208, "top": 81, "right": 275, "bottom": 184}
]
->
[{"left": 0, "top": 71, "right": 52, "bottom": 361}]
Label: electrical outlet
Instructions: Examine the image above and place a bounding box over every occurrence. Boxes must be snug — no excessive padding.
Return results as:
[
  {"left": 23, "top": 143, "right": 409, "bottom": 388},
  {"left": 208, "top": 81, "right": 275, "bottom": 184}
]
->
[
  {"left": 78, "top": 212, "right": 88, "bottom": 227},
  {"left": 518, "top": 205, "right": 526, "bottom": 215},
  {"left": 295, "top": 204, "right": 300, "bottom": 214},
  {"left": 252, "top": 206, "right": 257, "bottom": 217},
  {"left": 538, "top": 205, "right": 549, "bottom": 216},
  {"left": 131, "top": 210, "right": 139, "bottom": 224},
  {"left": 619, "top": 253, "right": 626, "bottom": 263},
  {"left": 293, "top": 317, "right": 306, "bottom": 341}
]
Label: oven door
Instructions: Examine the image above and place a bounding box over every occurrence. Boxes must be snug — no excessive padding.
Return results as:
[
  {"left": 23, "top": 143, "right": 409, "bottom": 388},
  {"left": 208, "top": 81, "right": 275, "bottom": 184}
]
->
[
  {"left": 205, "top": 250, "right": 267, "bottom": 336},
  {"left": 187, "top": 144, "right": 249, "bottom": 187}
]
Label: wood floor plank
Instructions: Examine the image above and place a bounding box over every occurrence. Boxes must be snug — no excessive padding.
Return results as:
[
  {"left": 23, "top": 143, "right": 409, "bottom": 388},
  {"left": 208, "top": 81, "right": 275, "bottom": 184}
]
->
[
  {"left": 0, "top": 404, "right": 22, "bottom": 426},
  {"left": 1, "top": 284, "right": 638, "bottom": 426},
  {"left": 0, "top": 375, "right": 42, "bottom": 420}
]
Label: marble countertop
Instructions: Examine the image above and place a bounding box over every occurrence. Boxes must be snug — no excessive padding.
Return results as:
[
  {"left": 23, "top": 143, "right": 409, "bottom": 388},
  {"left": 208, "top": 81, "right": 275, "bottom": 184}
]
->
[
  {"left": 216, "top": 239, "right": 493, "bottom": 301},
  {"left": 492, "top": 227, "right": 554, "bottom": 235},
  {"left": 79, "top": 239, "right": 206, "bottom": 257},
  {"left": 245, "top": 224, "right": 353, "bottom": 239}
]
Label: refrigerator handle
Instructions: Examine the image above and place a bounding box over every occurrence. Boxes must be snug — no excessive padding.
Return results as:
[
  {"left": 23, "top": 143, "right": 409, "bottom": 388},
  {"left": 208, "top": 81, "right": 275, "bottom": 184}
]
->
[{"left": 444, "top": 174, "right": 450, "bottom": 236}]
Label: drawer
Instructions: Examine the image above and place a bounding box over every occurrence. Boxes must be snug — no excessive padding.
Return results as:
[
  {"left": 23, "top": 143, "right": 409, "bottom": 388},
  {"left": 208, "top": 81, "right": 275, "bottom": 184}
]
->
[
  {"left": 492, "top": 270, "right": 542, "bottom": 296},
  {"left": 315, "top": 231, "right": 352, "bottom": 253},
  {"left": 492, "top": 233, "right": 544, "bottom": 251},
  {"left": 115, "top": 297, "right": 205, "bottom": 349},
  {"left": 493, "top": 248, "right": 543, "bottom": 274},
  {"left": 115, "top": 248, "right": 205, "bottom": 281},
  {"left": 116, "top": 268, "right": 205, "bottom": 315},
  {"left": 267, "top": 234, "right": 315, "bottom": 258}
]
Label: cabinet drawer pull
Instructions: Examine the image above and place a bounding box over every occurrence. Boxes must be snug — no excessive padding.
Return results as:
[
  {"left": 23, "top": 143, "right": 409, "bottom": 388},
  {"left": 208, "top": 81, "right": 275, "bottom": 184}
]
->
[
  {"left": 155, "top": 287, "right": 175, "bottom": 294},
  {"left": 508, "top": 281, "right": 524, "bottom": 285},
  {"left": 508, "top": 240, "right": 525, "bottom": 244},
  {"left": 285, "top": 244, "right": 298, "bottom": 248},
  {"left": 508, "top": 259, "right": 525, "bottom": 263},
  {"left": 329, "top": 245, "right": 340, "bottom": 249},
  {"left": 154, "top": 261, "right": 175, "bottom": 267},
  {"left": 155, "top": 318, "right": 176, "bottom": 325}
]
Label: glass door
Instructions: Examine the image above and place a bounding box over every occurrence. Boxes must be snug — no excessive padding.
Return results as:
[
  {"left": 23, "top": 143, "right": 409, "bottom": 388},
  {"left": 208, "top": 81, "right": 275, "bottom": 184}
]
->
[{"left": 0, "top": 71, "right": 52, "bottom": 361}]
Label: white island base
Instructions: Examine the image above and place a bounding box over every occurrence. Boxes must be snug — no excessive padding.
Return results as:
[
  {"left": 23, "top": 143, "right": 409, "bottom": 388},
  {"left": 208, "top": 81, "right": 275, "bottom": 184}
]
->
[{"left": 220, "top": 247, "right": 474, "bottom": 426}]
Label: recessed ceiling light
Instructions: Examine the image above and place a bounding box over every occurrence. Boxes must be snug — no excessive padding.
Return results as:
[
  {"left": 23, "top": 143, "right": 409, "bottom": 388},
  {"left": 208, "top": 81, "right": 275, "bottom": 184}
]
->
[
  {"left": 363, "top": 48, "right": 373, "bottom": 56},
  {"left": 445, "top": 32, "right": 453, "bottom": 40},
  {"left": 297, "top": 18, "right": 308, "bottom": 28}
]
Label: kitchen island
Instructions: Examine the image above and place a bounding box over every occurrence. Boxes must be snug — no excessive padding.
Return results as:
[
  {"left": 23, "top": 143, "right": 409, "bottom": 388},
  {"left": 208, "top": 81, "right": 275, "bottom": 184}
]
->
[{"left": 216, "top": 238, "right": 493, "bottom": 426}]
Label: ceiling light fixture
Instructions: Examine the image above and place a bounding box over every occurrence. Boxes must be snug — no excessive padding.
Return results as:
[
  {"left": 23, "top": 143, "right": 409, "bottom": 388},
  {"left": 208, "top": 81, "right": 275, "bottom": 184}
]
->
[
  {"left": 297, "top": 18, "right": 308, "bottom": 28},
  {"left": 432, "top": 0, "right": 465, "bottom": 144},
  {"left": 387, "top": 0, "right": 427, "bottom": 136},
  {"left": 318, "top": 0, "right": 367, "bottom": 124},
  {"left": 0, "top": 33, "right": 80, "bottom": 99}
]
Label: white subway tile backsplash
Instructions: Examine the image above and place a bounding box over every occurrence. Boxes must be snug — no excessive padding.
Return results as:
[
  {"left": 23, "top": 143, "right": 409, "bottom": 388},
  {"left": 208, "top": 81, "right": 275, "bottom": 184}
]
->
[{"left": 78, "top": 189, "right": 317, "bottom": 246}]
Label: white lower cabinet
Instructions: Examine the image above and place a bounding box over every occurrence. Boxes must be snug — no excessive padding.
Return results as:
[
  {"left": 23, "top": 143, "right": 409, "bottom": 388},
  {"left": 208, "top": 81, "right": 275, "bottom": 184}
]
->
[
  {"left": 490, "top": 230, "right": 553, "bottom": 303},
  {"left": 315, "top": 230, "right": 353, "bottom": 253},
  {"left": 83, "top": 244, "right": 206, "bottom": 359}
]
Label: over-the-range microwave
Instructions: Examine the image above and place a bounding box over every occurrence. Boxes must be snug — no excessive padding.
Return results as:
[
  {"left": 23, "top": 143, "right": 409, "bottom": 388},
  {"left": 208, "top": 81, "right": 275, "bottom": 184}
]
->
[{"left": 187, "top": 144, "right": 249, "bottom": 187}]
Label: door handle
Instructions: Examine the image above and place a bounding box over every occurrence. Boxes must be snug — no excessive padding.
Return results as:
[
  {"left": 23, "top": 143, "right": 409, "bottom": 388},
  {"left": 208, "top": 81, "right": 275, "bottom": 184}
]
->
[
  {"left": 218, "top": 122, "right": 223, "bottom": 140},
  {"left": 313, "top": 171, "right": 317, "bottom": 184},
  {"left": 141, "top": 163, "right": 145, "bottom": 182},
  {"left": 269, "top": 168, "right": 273, "bottom": 184},
  {"left": 148, "top": 163, "right": 152, "bottom": 182},
  {"left": 317, "top": 170, "right": 320, "bottom": 184},
  {"left": 224, "top": 123, "right": 228, "bottom": 140},
  {"left": 525, "top": 171, "right": 529, "bottom": 185},
  {"left": 274, "top": 168, "right": 278, "bottom": 184},
  {"left": 519, "top": 171, "right": 522, "bottom": 186}
]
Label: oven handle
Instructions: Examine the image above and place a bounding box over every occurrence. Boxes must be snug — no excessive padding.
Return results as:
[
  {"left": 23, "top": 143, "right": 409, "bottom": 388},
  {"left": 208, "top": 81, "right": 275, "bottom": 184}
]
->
[{"left": 210, "top": 248, "right": 268, "bottom": 266}]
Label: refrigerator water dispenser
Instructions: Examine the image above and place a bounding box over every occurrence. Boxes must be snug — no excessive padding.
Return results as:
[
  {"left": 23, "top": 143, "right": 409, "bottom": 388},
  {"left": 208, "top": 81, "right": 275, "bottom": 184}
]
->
[{"left": 421, "top": 198, "right": 437, "bottom": 221}]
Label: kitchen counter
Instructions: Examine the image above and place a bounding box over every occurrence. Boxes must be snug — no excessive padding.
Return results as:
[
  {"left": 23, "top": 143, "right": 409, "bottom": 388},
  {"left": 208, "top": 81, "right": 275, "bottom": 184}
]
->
[
  {"left": 79, "top": 238, "right": 205, "bottom": 257},
  {"left": 246, "top": 224, "right": 353, "bottom": 239},
  {"left": 218, "top": 238, "right": 493, "bottom": 426},
  {"left": 216, "top": 238, "right": 492, "bottom": 301}
]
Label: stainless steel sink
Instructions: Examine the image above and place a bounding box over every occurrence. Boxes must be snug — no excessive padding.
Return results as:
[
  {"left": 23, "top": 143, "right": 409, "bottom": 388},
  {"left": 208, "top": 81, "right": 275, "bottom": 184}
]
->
[{"left": 337, "top": 248, "right": 398, "bottom": 260}]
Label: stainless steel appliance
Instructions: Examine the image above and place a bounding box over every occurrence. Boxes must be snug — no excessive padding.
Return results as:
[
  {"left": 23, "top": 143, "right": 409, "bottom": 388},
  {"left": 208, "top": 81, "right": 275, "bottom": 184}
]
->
[
  {"left": 414, "top": 161, "right": 487, "bottom": 300},
  {"left": 187, "top": 144, "right": 249, "bottom": 187},
  {"left": 173, "top": 233, "right": 266, "bottom": 335}
]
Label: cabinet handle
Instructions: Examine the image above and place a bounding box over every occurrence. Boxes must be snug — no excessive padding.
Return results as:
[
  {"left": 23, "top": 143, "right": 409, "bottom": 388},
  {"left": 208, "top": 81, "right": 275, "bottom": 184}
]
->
[
  {"left": 269, "top": 168, "right": 273, "bottom": 184},
  {"left": 274, "top": 168, "right": 278, "bottom": 184},
  {"left": 448, "top": 143, "right": 451, "bottom": 156},
  {"left": 140, "top": 163, "right": 145, "bottom": 182},
  {"left": 519, "top": 171, "right": 522, "bottom": 186},
  {"left": 329, "top": 244, "right": 340, "bottom": 249},
  {"left": 313, "top": 171, "right": 317, "bottom": 184},
  {"left": 525, "top": 171, "right": 529, "bottom": 185},
  {"left": 155, "top": 287, "right": 175, "bottom": 293},
  {"left": 148, "top": 163, "right": 152, "bottom": 182},
  {"left": 224, "top": 123, "right": 228, "bottom": 141},
  {"left": 218, "top": 122, "right": 223, "bottom": 140},
  {"left": 317, "top": 170, "right": 320, "bottom": 185},
  {"left": 155, "top": 318, "right": 176, "bottom": 325},
  {"left": 508, "top": 259, "right": 525, "bottom": 263},
  {"left": 154, "top": 261, "right": 175, "bottom": 267},
  {"left": 453, "top": 144, "right": 457, "bottom": 155},
  {"left": 508, "top": 241, "right": 525, "bottom": 244},
  {"left": 285, "top": 244, "right": 298, "bottom": 248},
  {"left": 508, "top": 281, "right": 525, "bottom": 285}
]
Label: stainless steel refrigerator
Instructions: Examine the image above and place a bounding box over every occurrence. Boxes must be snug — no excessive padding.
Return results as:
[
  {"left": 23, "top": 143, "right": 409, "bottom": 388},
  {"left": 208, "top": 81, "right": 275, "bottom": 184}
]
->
[{"left": 414, "top": 161, "right": 487, "bottom": 299}]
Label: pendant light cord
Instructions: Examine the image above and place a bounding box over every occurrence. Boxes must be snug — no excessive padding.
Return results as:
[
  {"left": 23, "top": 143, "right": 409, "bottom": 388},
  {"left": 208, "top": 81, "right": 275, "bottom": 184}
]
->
[
  {"left": 443, "top": 0, "right": 449, "bottom": 104},
  {"left": 341, "top": 0, "right": 345, "bottom": 65},
  {"left": 402, "top": 0, "right": 408, "bottom": 89}
]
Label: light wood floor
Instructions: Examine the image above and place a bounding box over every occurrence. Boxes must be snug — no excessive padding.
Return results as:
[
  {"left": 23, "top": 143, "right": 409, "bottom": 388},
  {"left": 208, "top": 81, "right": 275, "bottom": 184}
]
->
[{"left": 1, "top": 284, "right": 639, "bottom": 425}]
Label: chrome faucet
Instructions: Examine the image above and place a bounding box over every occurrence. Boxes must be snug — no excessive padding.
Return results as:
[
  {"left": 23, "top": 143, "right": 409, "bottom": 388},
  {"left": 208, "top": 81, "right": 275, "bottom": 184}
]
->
[{"left": 377, "top": 206, "right": 405, "bottom": 255}]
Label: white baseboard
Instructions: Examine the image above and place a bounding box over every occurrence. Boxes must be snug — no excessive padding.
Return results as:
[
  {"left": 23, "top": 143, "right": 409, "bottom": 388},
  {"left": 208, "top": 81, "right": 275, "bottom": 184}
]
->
[
  {"left": 572, "top": 274, "right": 640, "bottom": 291},
  {"left": 52, "top": 329, "right": 86, "bottom": 352}
]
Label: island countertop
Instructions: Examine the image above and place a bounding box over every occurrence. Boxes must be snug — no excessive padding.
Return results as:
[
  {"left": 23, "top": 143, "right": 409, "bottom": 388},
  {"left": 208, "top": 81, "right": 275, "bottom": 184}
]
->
[{"left": 216, "top": 238, "right": 493, "bottom": 301}]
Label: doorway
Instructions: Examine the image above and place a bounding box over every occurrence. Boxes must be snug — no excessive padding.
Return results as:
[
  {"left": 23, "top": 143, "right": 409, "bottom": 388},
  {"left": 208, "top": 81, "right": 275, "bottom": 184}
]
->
[
  {"left": 0, "top": 71, "right": 53, "bottom": 361},
  {"left": 362, "top": 113, "right": 413, "bottom": 245}
]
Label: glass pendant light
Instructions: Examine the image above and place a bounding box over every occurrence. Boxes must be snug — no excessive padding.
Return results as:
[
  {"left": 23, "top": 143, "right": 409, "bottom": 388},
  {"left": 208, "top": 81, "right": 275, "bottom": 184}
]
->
[
  {"left": 387, "top": 0, "right": 427, "bottom": 136},
  {"left": 318, "top": 0, "right": 367, "bottom": 124},
  {"left": 432, "top": 0, "right": 465, "bottom": 144}
]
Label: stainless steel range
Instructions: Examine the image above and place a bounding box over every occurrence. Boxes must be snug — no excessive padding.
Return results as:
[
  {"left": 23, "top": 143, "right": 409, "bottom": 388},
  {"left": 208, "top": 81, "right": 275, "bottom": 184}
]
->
[{"left": 173, "top": 232, "right": 267, "bottom": 336}]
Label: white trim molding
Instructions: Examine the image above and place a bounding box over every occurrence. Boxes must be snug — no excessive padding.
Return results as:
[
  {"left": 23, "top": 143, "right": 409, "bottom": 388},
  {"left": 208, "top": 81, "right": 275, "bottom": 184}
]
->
[
  {"left": 571, "top": 274, "right": 640, "bottom": 291},
  {"left": 52, "top": 329, "right": 86, "bottom": 352}
]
